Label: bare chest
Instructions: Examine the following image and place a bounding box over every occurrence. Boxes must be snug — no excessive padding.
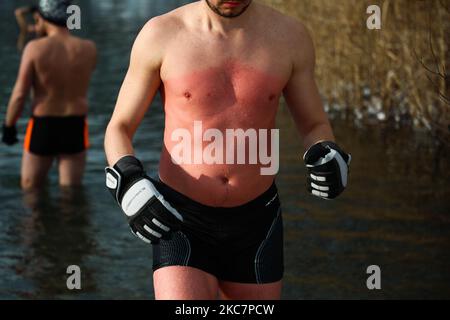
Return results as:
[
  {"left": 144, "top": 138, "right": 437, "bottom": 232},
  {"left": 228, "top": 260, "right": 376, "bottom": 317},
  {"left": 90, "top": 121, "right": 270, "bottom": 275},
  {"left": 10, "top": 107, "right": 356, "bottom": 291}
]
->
[{"left": 160, "top": 36, "right": 291, "bottom": 121}]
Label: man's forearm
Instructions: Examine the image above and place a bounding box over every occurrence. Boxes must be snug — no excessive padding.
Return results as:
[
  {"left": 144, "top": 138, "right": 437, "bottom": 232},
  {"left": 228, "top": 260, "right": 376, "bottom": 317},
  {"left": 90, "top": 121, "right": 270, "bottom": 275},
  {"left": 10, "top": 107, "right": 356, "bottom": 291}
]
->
[
  {"left": 15, "top": 7, "right": 31, "bottom": 32},
  {"left": 104, "top": 123, "right": 136, "bottom": 166},
  {"left": 302, "top": 122, "right": 335, "bottom": 151},
  {"left": 5, "top": 91, "right": 27, "bottom": 127}
]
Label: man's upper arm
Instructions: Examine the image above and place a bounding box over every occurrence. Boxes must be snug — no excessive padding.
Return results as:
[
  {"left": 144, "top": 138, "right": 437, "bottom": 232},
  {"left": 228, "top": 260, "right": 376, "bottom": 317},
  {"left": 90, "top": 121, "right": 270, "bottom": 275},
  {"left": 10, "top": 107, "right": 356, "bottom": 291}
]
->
[
  {"left": 111, "top": 18, "right": 167, "bottom": 136},
  {"left": 15, "top": 8, "right": 29, "bottom": 32},
  {"left": 13, "top": 42, "right": 35, "bottom": 98},
  {"left": 283, "top": 22, "right": 329, "bottom": 137}
]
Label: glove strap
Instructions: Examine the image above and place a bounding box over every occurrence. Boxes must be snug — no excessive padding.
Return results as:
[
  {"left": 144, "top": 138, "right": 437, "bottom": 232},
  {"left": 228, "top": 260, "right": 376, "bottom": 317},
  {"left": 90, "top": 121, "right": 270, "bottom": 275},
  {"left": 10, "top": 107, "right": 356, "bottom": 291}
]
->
[
  {"left": 304, "top": 141, "right": 351, "bottom": 166},
  {"left": 105, "top": 156, "right": 183, "bottom": 221},
  {"left": 105, "top": 155, "right": 144, "bottom": 204}
]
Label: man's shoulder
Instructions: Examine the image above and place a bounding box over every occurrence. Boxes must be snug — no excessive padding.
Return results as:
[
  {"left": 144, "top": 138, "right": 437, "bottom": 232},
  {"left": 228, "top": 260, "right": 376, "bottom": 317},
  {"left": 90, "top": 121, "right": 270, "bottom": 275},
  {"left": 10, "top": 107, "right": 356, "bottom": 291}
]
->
[
  {"left": 26, "top": 37, "right": 47, "bottom": 48},
  {"left": 261, "top": 4, "right": 313, "bottom": 58},
  {"left": 256, "top": 3, "right": 314, "bottom": 69},
  {"left": 257, "top": 3, "right": 309, "bottom": 37},
  {"left": 78, "top": 38, "right": 97, "bottom": 54},
  {"left": 22, "top": 37, "right": 48, "bottom": 58},
  {"left": 139, "top": 2, "right": 193, "bottom": 41},
  {"left": 67, "top": 35, "right": 96, "bottom": 50}
]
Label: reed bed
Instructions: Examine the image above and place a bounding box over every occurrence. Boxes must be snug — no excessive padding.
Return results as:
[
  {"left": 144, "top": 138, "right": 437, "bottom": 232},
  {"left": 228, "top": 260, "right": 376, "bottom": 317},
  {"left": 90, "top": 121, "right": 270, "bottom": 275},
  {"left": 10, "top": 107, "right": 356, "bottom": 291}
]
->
[{"left": 260, "top": 0, "right": 449, "bottom": 144}]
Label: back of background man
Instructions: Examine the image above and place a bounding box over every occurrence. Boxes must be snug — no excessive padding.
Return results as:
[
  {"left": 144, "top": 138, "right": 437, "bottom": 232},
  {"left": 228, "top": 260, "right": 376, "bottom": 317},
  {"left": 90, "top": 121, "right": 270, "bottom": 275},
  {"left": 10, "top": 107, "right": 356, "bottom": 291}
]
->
[{"left": 32, "top": 34, "right": 96, "bottom": 117}]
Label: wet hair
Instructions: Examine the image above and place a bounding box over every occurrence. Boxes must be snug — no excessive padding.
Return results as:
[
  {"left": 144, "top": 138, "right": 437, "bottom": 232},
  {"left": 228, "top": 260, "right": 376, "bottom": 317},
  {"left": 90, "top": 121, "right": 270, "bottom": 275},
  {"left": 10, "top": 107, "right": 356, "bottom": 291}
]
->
[{"left": 37, "top": 0, "right": 72, "bottom": 27}]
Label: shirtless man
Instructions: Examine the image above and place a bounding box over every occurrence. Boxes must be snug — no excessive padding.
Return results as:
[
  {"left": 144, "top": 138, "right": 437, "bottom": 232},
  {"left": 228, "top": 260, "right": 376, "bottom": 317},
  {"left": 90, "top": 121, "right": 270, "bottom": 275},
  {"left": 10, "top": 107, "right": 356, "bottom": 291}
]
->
[
  {"left": 3, "top": 0, "right": 97, "bottom": 190},
  {"left": 104, "top": 0, "right": 350, "bottom": 300}
]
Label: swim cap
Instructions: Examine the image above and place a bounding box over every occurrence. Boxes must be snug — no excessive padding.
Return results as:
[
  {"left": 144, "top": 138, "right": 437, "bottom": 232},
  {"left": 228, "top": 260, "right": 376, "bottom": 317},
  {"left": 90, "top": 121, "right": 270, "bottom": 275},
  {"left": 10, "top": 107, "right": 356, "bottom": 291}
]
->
[{"left": 38, "top": 0, "right": 72, "bottom": 27}]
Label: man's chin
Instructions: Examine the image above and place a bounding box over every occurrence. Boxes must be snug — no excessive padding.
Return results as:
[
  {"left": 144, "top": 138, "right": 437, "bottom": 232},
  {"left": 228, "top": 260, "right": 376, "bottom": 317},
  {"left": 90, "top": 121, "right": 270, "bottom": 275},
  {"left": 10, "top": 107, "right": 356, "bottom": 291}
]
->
[{"left": 206, "top": 0, "right": 252, "bottom": 19}]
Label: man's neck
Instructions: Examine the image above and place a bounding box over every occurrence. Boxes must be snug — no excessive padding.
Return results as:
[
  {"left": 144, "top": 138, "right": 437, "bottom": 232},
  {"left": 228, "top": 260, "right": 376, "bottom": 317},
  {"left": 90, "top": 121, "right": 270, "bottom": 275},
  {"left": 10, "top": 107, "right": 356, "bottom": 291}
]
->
[
  {"left": 199, "top": 1, "right": 255, "bottom": 35},
  {"left": 45, "top": 24, "right": 69, "bottom": 37}
]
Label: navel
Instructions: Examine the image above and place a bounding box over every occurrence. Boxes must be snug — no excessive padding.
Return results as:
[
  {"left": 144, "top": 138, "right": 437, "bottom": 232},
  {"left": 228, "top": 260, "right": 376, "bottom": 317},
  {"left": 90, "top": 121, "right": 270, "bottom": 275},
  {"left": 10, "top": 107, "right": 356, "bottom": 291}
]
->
[
  {"left": 220, "top": 176, "right": 229, "bottom": 185},
  {"left": 184, "top": 91, "right": 192, "bottom": 100}
]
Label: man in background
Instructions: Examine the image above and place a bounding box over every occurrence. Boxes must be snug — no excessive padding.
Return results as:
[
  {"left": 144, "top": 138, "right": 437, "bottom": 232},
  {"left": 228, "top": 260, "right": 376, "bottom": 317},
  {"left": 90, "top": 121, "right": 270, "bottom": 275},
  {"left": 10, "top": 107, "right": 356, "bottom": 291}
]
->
[{"left": 2, "top": 0, "right": 97, "bottom": 189}]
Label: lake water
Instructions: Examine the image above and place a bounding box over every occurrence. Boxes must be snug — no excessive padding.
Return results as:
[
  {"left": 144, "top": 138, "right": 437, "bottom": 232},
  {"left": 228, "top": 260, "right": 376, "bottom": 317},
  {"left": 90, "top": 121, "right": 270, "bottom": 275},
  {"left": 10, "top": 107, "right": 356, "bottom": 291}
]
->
[{"left": 0, "top": 0, "right": 449, "bottom": 299}]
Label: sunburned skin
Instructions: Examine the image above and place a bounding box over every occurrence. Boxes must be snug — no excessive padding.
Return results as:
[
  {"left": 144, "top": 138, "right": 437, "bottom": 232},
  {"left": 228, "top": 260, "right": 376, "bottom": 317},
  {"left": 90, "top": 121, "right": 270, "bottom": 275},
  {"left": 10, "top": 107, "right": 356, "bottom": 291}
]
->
[
  {"left": 162, "top": 60, "right": 283, "bottom": 120},
  {"left": 159, "top": 59, "right": 288, "bottom": 207}
]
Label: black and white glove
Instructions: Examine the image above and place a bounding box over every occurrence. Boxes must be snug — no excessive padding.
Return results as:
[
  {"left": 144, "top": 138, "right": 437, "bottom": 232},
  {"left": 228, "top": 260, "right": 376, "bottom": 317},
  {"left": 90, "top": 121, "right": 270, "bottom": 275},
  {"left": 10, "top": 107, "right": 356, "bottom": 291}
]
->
[
  {"left": 105, "top": 155, "right": 183, "bottom": 244},
  {"left": 303, "top": 141, "right": 351, "bottom": 200}
]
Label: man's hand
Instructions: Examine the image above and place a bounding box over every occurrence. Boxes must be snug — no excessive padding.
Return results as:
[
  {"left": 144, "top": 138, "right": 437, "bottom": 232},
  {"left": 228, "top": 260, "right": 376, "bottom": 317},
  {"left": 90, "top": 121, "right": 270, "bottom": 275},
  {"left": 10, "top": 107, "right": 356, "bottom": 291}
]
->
[
  {"left": 14, "top": 6, "right": 36, "bottom": 30},
  {"left": 105, "top": 155, "right": 183, "bottom": 244},
  {"left": 2, "top": 124, "right": 19, "bottom": 146},
  {"left": 303, "top": 141, "right": 351, "bottom": 200},
  {"left": 15, "top": 6, "right": 36, "bottom": 15}
]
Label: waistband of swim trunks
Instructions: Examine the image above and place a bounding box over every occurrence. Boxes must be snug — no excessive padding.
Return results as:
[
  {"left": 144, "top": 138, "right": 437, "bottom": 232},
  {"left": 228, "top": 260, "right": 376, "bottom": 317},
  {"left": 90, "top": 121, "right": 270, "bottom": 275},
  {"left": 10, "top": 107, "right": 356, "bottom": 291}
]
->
[
  {"left": 31, "top": 114, "right": 87, "bottom": 121},
  {"left": 151, "top": 176, "right": 279, "bottom": 216}
]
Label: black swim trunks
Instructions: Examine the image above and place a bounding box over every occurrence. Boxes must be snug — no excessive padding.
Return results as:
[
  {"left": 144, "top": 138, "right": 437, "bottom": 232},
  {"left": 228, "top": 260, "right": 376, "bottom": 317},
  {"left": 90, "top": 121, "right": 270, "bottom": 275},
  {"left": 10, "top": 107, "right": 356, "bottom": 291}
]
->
[
  {"left": 152, "top": 178, "right": 284, "bottom": 284},
  {"left": 24, "top": 115, "right": 89, "bottom": 156}
]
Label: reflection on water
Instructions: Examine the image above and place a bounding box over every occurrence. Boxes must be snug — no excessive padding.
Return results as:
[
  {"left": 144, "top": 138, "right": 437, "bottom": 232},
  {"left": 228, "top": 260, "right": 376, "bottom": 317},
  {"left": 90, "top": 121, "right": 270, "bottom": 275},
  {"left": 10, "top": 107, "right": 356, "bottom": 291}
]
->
[
  {"left": 0, "top": 0, "right": 449, "bottom": 299},
  {"left": 13, "top": 187, "right": 96, "bottom": 299},
  {"left": 278, "top": 105, "right": 450, "bottom": 299}
]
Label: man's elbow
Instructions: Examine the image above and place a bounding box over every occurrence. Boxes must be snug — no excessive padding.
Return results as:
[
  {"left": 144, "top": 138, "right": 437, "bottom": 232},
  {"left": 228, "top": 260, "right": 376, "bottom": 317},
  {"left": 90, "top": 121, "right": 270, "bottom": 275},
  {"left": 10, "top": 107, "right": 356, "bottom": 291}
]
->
[
  {"left": 105, "top": 121, "right": 130, "bottom": 143},
  {"left": 14, "top": 9, "right": 24, "bottom": 17},
  {"left": 9, "top": 90, "right": 28, "bottom": 109},
  {"left": 105, "top": 121, "right": 118, "bottom": 142}
]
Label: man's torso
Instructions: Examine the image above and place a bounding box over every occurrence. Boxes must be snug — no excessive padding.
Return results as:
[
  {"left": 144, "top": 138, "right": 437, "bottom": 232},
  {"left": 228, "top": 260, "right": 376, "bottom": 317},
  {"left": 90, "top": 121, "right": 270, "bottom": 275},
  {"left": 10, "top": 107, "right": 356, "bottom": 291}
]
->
[{"left": 154, "top": 3, "right": 298, "bottom": 206}]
